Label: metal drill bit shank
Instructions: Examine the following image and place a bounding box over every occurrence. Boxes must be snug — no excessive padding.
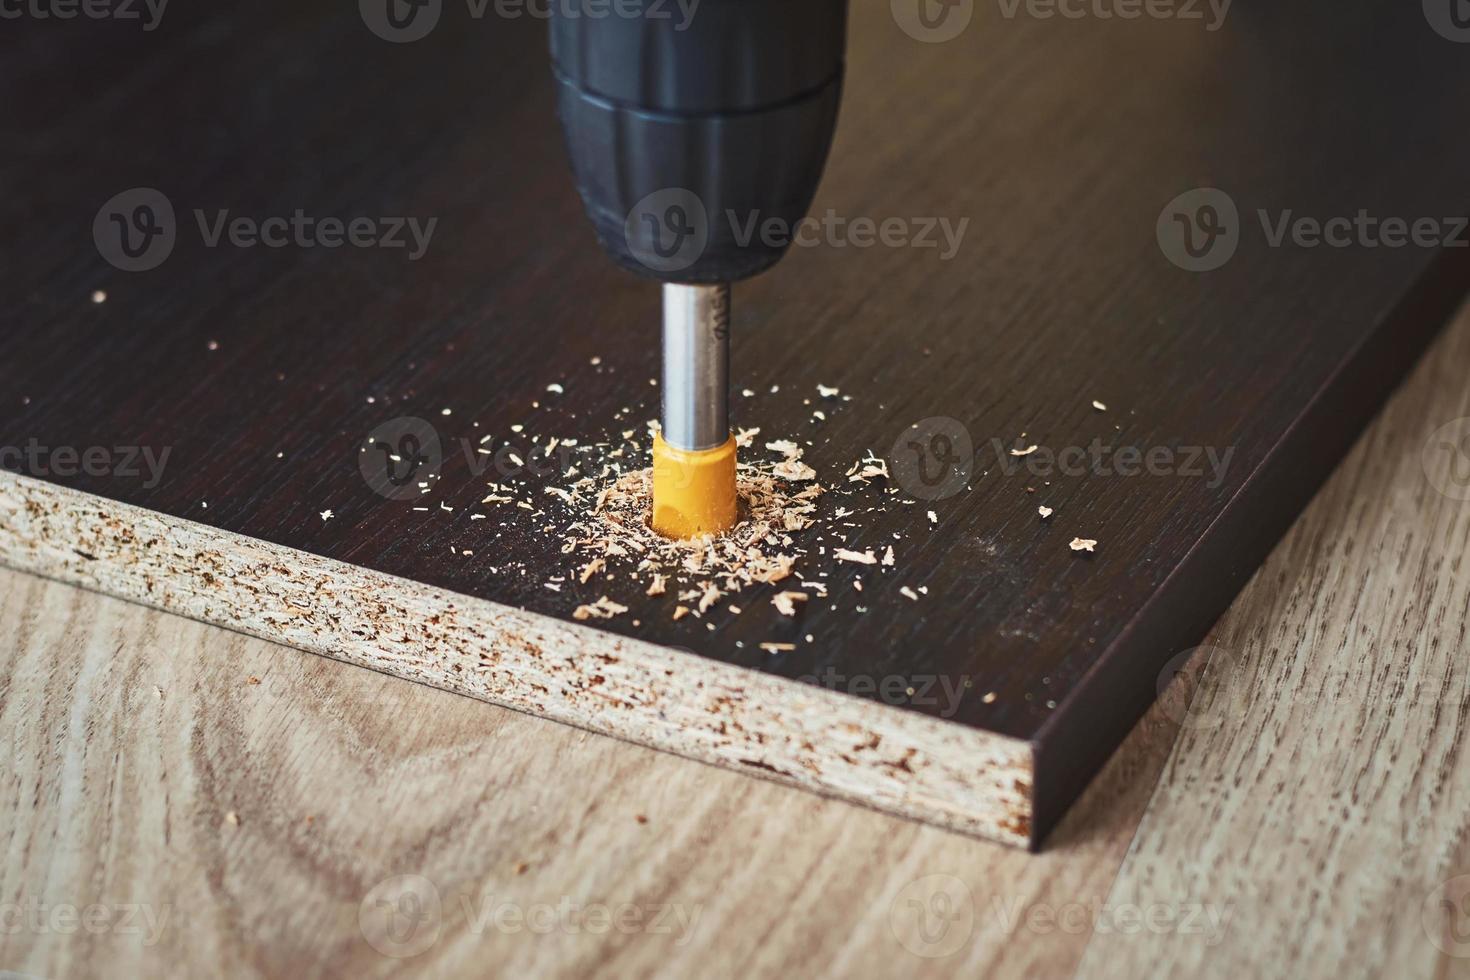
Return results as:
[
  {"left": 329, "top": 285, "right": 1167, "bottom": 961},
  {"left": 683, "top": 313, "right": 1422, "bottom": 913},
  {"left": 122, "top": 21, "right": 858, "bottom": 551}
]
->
[{"left": 661, "top": 283, "right": 731, "bottom": 452}]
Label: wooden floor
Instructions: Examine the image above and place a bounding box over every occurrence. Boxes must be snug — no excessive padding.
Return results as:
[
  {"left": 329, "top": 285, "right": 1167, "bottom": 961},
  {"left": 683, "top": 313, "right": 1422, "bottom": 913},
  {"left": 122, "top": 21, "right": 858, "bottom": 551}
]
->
[{"left": 5, "top": 302, "right": 1470, "bottom": 977}]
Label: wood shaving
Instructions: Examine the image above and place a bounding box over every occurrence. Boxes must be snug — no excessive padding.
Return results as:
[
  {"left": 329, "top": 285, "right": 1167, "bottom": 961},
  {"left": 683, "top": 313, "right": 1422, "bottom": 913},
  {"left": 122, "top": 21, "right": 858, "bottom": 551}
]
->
[
  {"left": 773, "top": 459, "right": 817, "bottom": 481},
  {"left": 1069, "top": 538, "right": 1098, "bottom": 553},
  {"left": 697, "top": 582, "right": 723, "bottom": 614},
  {"left": 1039, "top": 506, "right": 1053, "bottom": 519},
  {"left": 900, "top": 586, "right": 919, "bottom": 601},
  {"left": 646, "top": 574, "right": 667, "bottom": 596},
  {"left": 572, "top": 596, "right": 629, "bottom": 620},
  {"left": 835, "top": 548, "right": 877, "bottom": 565},
  {"left": 1092, "top": 400, "right": 1108, "bottom": 412},
  {"left": 1011, "top": 445, "right": 1039, "bottom": 457},
  {"left": 772, "top": 591, "right": 808, "bottom": 616},
  {"left": 847, "top": 453, "right": 889, "bottom": 483},
  {"left": 760, "top": 642, "right": 797, "bottom": 653}
]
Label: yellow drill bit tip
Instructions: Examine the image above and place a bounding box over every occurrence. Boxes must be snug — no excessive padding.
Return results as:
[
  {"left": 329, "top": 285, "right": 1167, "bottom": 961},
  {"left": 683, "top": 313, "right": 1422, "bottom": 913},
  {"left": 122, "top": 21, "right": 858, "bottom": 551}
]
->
[{"left": 652, "top": 433, "right": 738, "bottom": 539}]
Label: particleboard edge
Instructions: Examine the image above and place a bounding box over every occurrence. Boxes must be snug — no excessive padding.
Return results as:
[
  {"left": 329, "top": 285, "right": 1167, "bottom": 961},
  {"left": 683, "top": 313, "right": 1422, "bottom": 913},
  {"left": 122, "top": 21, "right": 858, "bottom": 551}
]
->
[{"left": 0, "top": 470, "right": 1034, "bottom": 847}]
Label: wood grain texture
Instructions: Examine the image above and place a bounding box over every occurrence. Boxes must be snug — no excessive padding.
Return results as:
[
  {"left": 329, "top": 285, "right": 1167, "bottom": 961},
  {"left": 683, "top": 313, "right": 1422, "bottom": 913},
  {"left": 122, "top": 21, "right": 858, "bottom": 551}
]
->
[
  {"left": 7, "top": 300, "right": 1470, "bottom": 979},
  {"left": 4, "top": 0, "right": 1470, "bottom": 844},
  {"left": 0, "top": 562, "right": 1177, "bottom": 978},
  {"left": 1071, "top": 299, "right": 1470, "bottom": 978}
]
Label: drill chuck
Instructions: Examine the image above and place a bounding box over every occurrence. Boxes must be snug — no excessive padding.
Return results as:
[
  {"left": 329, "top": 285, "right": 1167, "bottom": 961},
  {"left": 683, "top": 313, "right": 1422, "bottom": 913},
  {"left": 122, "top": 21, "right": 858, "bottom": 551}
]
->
[{"left": 549, "top": 0, "right": 848, "bottom": 284}]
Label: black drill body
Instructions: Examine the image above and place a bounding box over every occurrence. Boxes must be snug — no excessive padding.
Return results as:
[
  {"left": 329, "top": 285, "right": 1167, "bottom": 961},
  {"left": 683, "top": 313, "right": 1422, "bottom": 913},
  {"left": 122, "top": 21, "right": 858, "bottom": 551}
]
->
[{"left": 549, "top": 0, "right": 849, "bottom": 285}]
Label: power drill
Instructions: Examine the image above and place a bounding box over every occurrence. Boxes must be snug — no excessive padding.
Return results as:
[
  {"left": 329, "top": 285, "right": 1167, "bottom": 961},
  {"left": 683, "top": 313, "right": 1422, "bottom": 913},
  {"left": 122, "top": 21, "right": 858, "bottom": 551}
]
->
[{"left": 549, "top": 0, "right": 849, "bottom": 538}]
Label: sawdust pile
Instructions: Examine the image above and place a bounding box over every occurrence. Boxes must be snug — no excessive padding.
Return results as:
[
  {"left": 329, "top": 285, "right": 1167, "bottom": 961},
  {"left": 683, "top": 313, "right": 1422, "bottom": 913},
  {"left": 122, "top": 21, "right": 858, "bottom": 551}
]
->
[{"left": 565, "top": 460, "right": 824, "bottom": 620}]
